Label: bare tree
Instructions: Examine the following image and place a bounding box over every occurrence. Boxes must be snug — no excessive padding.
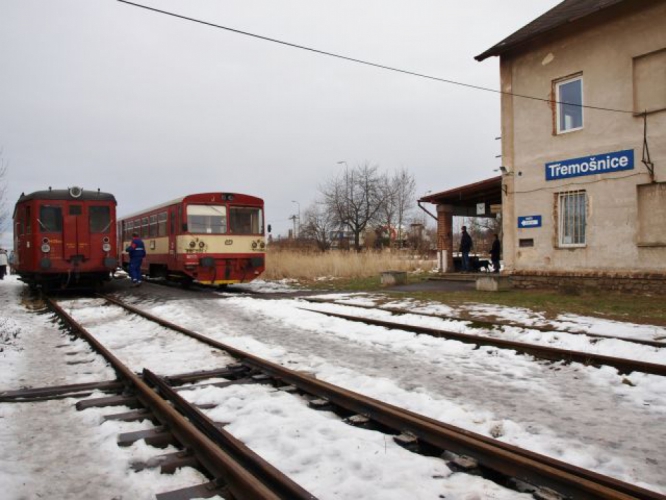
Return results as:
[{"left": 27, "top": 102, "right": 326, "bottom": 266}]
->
[
  {"left": 0, "top": 149, "right": 8, "bottom": 233},
  {"left": 376, "top": 172, "right": 398, "bottom": 248},
  {"left": 393, "top": 167, "right": 416, "bottom": 248},
  {"left": 300, "top": 201, "right": 336, "bottom": 251},
  {"left": 321, "top": 162, "right": 387, "bottom": 251},
  {"left": 374, "top": 168, "right": 417, "bottom": 248}
]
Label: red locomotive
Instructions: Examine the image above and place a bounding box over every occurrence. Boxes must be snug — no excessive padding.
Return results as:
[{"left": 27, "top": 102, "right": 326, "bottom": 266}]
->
[
  {"left": 12, "top": 187, "right": 118, "bottom": 290},
  {"left": 118, "top": 192, "right": 266, "bottom": 286}
]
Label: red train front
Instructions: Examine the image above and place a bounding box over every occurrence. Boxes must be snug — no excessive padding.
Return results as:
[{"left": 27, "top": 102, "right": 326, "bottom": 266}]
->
[
  {"left": 118, "top": 193, "right": 265, "bottom": 286},
  {"left": 12, "top": 187, "right": 118, "bottom": 290}
]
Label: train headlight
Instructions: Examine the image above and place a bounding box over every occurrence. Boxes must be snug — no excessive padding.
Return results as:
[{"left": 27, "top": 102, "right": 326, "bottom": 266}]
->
[
  {"left": 189, "top": 240, "right": 196, "bottom": 248},
  {"left": 102, "top": 243, "right": 112, "bottom": 252},
  {"left": 41, "top": 243, "right": 51, "bottom": 253},
  {"left": 260, "top": 241, "right": 265, "bottom": 249},
  {"left": 252, "top": 241, "right": 258, "bottom": 249},
  {"left": 198, "top": 241, "right": 205, "bottom": 249}
]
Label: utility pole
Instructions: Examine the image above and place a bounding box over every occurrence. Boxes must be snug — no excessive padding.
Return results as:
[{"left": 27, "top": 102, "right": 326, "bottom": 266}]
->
[
  {"left": 291, "top": 201, "right": 300, "bottom": 238},
  {"left": 289, "top": 215, "right": 298, "bottom": 239}
]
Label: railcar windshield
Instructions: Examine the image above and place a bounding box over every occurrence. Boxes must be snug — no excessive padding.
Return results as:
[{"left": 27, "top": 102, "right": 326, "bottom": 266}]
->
[
  {"left": 229, "top": 206, "right": 263, "bottom": 234},
  {"left": 89, "top": 206, "right": 112, "bottom": 233},
  {"left": 38, "top": 205, "right": 62, "bottom": 232},
  {"left": 187, "top": 205, "right": 227, "bottom": 234}
]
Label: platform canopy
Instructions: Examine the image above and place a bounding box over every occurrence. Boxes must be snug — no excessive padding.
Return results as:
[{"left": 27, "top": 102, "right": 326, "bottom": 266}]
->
[{"left": 419, "top": 176, "right": 502, "bottom": 217}]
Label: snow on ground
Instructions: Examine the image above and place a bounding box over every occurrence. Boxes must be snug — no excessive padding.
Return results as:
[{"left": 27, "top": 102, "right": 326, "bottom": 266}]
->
[
  {"left": 2, "top": 275, "right": 666, "bottom": 498},
  {"left": 366, "top": 296, "right": 666, "bottom": 343},
  {"left": 297, "top": 301, "right": 666, "bottom": 364},
  {"left": 125, "top": 290, "right": 666, "bottom": 493},
  {"left": 0, "top": 276, "right": 210, "bottom": 500}
]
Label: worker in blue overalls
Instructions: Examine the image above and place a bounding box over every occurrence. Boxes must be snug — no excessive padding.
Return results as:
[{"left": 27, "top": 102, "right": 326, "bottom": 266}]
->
[{"left": 126, "top": 232, "right": 146, "bottom": 287}]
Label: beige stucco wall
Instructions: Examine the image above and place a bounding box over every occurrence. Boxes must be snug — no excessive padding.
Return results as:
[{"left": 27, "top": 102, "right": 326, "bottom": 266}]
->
[{"left": 500, "top": 2, "right": 666, "bottom": 276}]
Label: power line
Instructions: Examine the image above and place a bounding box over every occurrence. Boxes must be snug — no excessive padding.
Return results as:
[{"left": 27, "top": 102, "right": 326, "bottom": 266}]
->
[{"left": 117, "top": 0, "right": 635, "bottom": 115}]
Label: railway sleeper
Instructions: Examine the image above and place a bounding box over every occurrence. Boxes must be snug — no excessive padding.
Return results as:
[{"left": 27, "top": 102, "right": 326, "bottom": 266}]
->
[
  {"left": 131, "top": 450, "right": 199, "bottom": 474},
  {"left": 76, "top": 394, "right": 140, "bottom": 410},
  {"left": 117, "top": 425, "right": 177, "bottom": 448},
  {"left": 164, "top": 367, "right": 248, "bottom": 386},
  {"left": 393, "top": 432, "right": 443, "bottom": 457},
  {"left": 156, "top": 479, "right": 230, "bottom": 500},
  {"left": 103, "top": 408, "right": 154, "bottom": 423},
  {"left": 0, "top": 379, "right": 122, "bottom": 403}
]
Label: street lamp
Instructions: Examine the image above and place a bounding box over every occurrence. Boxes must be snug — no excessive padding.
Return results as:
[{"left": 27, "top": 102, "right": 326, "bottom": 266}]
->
[{"left": 291, "top": 200, "right": 300, "bottom": 238}]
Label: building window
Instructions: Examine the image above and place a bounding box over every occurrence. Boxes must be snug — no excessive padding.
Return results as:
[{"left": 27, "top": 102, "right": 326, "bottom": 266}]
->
[
  {"left": 558, "top": 191, "right": 586, "bottom": 247},
  {"left": 634, "top": 49, "right": 666, "bottom": 114},
  {"left": 555, "top": 75, "right": 583, "bottom": 133},
  {"left": 637, "top": 182, "right": 666, "bottom": 246}
]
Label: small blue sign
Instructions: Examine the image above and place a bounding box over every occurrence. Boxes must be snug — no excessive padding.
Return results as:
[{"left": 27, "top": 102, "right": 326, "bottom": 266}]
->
[
  {"left": 518, "top": 215, "right": 542, "bottom": 229},
  {"left": 545, "top": 149, "right": 634, "bottom": 181}
]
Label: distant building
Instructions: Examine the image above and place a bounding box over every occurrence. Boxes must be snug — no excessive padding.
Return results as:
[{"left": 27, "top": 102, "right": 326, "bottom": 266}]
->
[{"left": 475, "top": 0, "right": 666, "bottom": 292}]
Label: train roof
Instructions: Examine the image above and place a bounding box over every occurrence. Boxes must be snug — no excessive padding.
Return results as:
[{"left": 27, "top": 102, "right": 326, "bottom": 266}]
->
[
  {"left": 119, "top": 192, "right": 263, "bottom": 220},
  {"left": 15, "top": 188, "right": 116, "bottom": 204}
]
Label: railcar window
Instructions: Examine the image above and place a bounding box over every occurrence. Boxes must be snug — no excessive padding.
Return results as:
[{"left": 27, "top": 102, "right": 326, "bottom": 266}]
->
[
  {"left": 158, "top": 212, "right": 167, "bottom": 237},
  {"left": 229, "top": 207, "right": 263, "bottom": 234},
  {"left": 125, "top": 221, "right": 133, "bottom": 240},
  {"left": 149, "top": 215, "right": 157, "bottom": 237},
  {"left": 90, "top": 206, "right": 111, "bottom": 233},
  {"left": 142, "top": 217, "right": 149, "bottom": 238},
  {"left": 26, "top": 207, "right": 32, "bottom": 233},
  {"left": 38, "top": 206, "right": 63, "bottom": 232},
  {"left": 69, "top": 205, "right": 82, "bottom": 216},
  {"left": 187, "top": 205, "right": 227, "bottom": 234}
]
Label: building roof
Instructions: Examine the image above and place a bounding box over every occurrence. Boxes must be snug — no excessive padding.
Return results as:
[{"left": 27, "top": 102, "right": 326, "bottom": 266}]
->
[
  {"left": 475, "top": 0, "right": 627, "bottom": 61},
  {"left": 419, "top": 176, "right": 502, "bottom": 206}
]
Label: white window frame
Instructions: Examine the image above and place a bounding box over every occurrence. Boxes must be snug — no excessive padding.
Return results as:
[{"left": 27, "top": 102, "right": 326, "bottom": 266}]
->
[
  {"left": 555, "top": 75, "right": 584, "bottom": 134},
  {"left": 558, "top": 190, "right": 587, "bottom": 247}
]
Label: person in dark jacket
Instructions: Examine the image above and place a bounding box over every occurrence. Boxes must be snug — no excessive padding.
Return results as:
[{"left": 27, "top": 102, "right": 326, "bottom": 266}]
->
[
  {"left": 490, "top": 234, "right": 501, "bottom": 273},
  {"left": 125, "top": 232, "right": 146, "bottom": 286},
  {"left": 459, "top": 226, "right": 473, "bottom": 272}
]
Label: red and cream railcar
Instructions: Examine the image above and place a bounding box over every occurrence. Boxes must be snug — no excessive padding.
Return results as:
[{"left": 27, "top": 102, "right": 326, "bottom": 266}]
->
[
  {"left": 12, "top": 187, "right": 118, "bottom": 289},
  {"left": 118, "top": 193, "right": 266, "bottom": 286}
]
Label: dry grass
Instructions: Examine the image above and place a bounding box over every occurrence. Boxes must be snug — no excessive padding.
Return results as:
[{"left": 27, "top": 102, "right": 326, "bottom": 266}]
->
[{"left": 264, "top": 249, "right": 435, "bottom": 280}]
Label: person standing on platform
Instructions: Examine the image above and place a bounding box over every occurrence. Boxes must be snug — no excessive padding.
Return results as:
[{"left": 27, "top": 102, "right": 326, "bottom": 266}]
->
[
  {"left": 125, "top": 232, "right": 146, "bottom": 286},
  {"left": 459, "top": 226, "right": 473, "bottom": 272},
  {"left": 0, "top": 249, "right": 8, "bottom": 280},
  {"left": 491, "top": 234, "right": 501, "bottom": 273}
]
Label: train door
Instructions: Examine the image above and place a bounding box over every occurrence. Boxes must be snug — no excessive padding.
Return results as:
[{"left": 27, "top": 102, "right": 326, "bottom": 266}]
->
[
  {"left": 62, "top": 203, "right": 90, "bottom": 262},
  {"left": 15, "top": 205, "right": 33, "bottom": 270},
  {"left": 168, "top": 207, "right": 178, "bottom": 269}
]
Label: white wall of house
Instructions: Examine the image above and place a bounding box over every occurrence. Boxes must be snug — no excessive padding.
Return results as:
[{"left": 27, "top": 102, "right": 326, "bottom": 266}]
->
[{"left": 500, "top": 1, "right": 666, "bottom": 276}]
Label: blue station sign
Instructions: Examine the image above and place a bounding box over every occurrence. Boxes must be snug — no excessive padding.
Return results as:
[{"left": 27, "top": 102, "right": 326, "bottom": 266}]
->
[
  {"left": 545, "top": 149, "right": 634, "bottom": 181},
  {"left": 518, "top": 215, "right": 542, "bottom": 229}
]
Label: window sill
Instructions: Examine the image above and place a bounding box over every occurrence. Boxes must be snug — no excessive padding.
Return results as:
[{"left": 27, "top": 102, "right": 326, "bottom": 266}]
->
[
  {"left": 555, "top": 126, "right": 583, "bottom": 135},
  {"left": 556, "top": 244, "right": 586, "bottom": 249},
  {"left": 637, "top": 242, "right": 666, "bottom": 248}
]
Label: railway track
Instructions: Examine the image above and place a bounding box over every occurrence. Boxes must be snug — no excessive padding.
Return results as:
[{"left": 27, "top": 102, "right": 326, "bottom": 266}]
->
[
  {"left": 41, "top": 296, "right": 317, "bottom": 500},
  {"left": 26, "top": 293, "right": 661, "bottom": 500},
  {"left": 299, "top": 298, "right": 666, "bottom": 377},
  {"left": 302, "top": 297, "right": 666, "bottom": 348}
]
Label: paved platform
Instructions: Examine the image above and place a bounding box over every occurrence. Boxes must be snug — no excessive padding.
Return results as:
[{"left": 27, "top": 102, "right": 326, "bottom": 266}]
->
[{"left": 389, "top": 276, "right": 477, "bottom": 292}]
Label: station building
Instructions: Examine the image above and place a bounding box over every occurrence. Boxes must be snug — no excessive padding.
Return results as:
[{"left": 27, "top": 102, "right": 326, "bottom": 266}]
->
[{"left": 423, "top": 0, "right": 666, "bottom": 293}]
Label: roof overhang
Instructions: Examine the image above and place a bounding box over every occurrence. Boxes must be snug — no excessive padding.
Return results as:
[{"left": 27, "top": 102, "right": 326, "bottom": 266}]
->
[
  {"left": 419, "top": 176, "right": 502, "bottom": 215},
  {"left": 475, "top": 0, "right": 630, "bottom": 61}
]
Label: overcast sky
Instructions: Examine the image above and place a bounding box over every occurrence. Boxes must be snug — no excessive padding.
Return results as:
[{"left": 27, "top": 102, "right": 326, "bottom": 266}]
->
[{"left": 0, "top": 0, "right": 562, "bottom": 243}]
